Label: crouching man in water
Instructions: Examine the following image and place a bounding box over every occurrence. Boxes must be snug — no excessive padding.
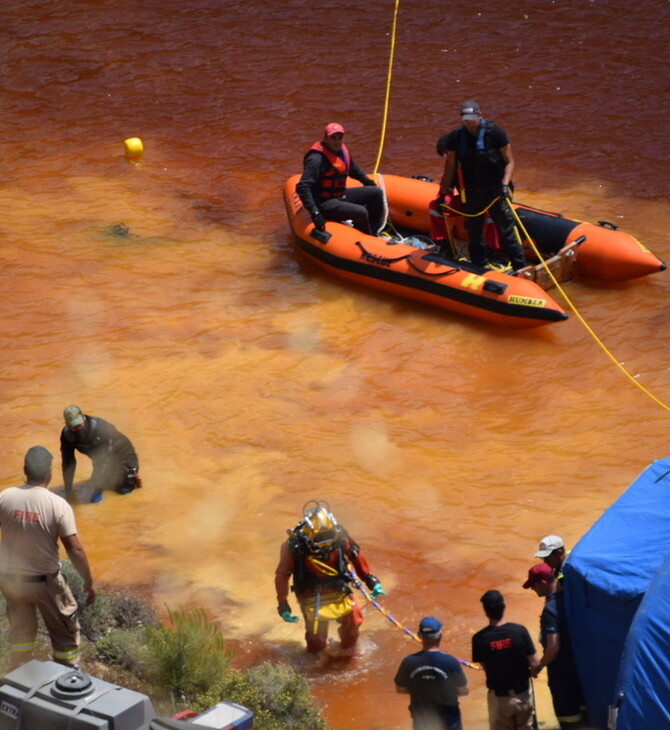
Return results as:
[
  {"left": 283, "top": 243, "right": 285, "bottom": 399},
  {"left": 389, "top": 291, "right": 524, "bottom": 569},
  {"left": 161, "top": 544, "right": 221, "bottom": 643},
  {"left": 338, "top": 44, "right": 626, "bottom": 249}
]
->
[
  {"left": 60, "top": 405, "right": 141, "bottom": 504},
  {"left": 274, "top": 500, "right": 384, "bottom": 656}
]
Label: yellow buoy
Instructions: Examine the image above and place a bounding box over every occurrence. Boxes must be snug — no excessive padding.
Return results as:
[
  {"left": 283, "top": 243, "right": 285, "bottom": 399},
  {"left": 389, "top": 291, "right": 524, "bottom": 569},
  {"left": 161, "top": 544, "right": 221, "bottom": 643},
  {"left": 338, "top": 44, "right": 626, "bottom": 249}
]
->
[{"left": 124, "top": 137, "right": 143, "bottom": 161}]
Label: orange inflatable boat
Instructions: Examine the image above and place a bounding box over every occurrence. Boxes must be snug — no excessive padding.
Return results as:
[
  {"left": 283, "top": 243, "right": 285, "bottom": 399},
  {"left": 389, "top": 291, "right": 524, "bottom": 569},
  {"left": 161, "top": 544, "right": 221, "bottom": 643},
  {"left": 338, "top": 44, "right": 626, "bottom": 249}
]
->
[
  {"left": 284, "top": 174, "right": 568, "bottom": 329},
  {"left": 284, "top": 173, "right": 665, "bottom": 328}
]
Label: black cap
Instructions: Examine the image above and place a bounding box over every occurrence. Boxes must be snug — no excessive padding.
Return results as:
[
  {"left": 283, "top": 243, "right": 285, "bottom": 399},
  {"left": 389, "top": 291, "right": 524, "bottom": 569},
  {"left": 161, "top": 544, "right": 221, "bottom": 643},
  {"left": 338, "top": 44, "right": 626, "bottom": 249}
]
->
[
  {"left": 481, "top": 589, "right": 505, "bottom": 609},
  {"left": 24, "top": 446, "right": 53, "bottom": 481},
  {"left": 460, "top": 100, "right": 481, "bottom": 120}
]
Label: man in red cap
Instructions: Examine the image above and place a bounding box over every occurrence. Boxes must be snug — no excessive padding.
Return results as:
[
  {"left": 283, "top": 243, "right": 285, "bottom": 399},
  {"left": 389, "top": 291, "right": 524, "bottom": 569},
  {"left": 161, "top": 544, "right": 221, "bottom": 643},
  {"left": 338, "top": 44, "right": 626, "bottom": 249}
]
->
[
  {"left": 523, "top": 563, "right": 589, "bottom": 729},
  {"left": 296, "top": 122, "right": 385, "bottom": 236}
]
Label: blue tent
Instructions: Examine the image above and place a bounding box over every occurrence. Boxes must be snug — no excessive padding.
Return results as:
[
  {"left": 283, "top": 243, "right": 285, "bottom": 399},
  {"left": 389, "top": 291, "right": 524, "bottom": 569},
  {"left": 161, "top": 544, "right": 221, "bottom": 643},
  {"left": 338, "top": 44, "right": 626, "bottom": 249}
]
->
[
  {"left": 611, "top": 549, "right": 670, "bottom": 729},
  {"left": 563, "top": 458, "right": 670, "bottom": 729}
]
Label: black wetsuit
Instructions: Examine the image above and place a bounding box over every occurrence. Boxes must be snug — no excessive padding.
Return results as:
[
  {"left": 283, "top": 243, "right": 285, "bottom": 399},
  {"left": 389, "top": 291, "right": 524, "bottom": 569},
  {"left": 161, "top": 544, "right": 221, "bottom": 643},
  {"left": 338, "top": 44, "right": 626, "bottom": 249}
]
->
[{"left": 60, "top": 415, "right": 139, "bottom": 494}]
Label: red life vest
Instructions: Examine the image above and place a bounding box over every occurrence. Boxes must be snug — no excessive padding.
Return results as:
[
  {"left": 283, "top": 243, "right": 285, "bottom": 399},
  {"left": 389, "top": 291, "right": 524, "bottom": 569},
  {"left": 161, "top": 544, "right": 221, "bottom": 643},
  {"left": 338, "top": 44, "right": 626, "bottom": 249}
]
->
[{"left": 307, "top": 141, "right": 351, "bottom": 199}]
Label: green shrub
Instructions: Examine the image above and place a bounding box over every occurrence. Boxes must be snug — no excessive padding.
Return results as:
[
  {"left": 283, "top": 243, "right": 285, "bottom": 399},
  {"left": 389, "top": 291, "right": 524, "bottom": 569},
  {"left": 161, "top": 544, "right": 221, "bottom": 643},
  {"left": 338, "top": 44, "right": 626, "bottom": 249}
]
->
[
  {"left": 218, "top": 662, "right": 330, "bottom": 730},
  {"left": 105, "top": 591, "right": 159, "bottom": 630},
  {"left": 144, "top": 607, "right": 233, "bottom": 704},
  {"left": 94, "top": 627, "right": 150, "bottom": 677},
  {"left": 0, "top": 582, "right": 331, "bottom": 730}
]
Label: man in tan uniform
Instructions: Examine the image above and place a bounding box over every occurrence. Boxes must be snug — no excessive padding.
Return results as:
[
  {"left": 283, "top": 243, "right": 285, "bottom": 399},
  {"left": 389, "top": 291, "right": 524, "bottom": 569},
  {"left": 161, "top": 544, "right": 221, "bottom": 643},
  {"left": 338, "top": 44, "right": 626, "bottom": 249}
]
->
[{"left": 0, "top": 445, "right": 96, "bottom": 668}]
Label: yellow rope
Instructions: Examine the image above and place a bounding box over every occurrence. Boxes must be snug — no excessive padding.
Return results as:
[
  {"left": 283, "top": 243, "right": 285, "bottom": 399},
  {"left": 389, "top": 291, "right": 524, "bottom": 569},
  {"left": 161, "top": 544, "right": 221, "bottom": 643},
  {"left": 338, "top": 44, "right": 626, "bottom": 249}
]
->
[
  {"left": 371, "top": 0, "right": 667, "bottom": 413},
  {"left": 442, "top": 195, "right": 501, "bottom": 218},
  {"left": 372, "top": 0, "right": 400, "bottom": 175},
  {"left": 508, "top": 202, "right": 670, "bottom": 413}
]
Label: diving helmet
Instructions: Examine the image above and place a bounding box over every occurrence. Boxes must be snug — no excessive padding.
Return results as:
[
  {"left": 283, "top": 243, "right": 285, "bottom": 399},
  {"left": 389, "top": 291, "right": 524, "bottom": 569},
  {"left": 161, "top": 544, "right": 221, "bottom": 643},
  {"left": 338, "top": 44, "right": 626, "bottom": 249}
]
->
[{"left": 301, "top": 500, "right": 339, "bottom": 553}]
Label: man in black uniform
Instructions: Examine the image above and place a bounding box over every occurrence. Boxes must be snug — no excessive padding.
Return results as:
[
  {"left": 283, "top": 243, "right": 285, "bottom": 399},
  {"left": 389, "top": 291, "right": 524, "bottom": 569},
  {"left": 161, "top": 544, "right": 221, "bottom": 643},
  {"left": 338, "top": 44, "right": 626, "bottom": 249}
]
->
[
  {"left": 60, "top": 405, "right": 141, "bottom": 503},
  {"left": 296, "top": 122, "right": 385, "bottom": 236},
  {"left": 436, "top": 100, "right": 526, "bottom": 271},
  {"left": 523, "top": 563, "right": 588, "bottom": 729},
  {"left": 395, "top": 616, "right": 469, "bottom": 730},
  {"left": 472, "top": 590, "right": 539, "bottom": 730}
]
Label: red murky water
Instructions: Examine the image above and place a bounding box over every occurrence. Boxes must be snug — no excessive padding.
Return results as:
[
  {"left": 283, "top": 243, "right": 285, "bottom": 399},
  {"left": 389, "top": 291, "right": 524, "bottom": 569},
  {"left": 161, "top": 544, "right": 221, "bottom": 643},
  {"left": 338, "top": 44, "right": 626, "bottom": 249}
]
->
[{"left": 1, "top": 1, "right": 669, "bottom": 727}]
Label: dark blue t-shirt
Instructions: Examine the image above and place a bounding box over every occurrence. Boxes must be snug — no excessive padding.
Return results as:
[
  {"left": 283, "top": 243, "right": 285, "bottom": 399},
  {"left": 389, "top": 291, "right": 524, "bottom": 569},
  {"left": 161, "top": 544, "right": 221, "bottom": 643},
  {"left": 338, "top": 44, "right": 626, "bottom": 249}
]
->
[
  {"left": 394, "top": 649, "right": 467, "bottom": 708},
  {"left": 540, "top": 591, "right": 577, "bottom": 670}
]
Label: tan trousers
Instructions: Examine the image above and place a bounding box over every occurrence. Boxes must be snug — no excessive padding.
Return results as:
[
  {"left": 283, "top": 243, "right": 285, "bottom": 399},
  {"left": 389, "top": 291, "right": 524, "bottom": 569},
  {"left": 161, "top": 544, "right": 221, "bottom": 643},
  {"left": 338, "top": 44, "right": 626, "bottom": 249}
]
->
[
  {"left": 0, "top": 572, "right": 81, "bottom": 668},
  {"left": 487, "top": 688, "right": 535, "bottom": 730}
]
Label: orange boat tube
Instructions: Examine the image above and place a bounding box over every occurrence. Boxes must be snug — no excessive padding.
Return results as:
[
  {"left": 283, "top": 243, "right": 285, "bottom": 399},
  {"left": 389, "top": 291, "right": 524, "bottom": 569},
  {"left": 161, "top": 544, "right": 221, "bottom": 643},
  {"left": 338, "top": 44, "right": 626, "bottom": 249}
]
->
[
  {"left": 284, "top": 175, "right": 568, "bottom": 329},
  {"left": 380, "top": 174, "right": 665, "bottom": 283}
]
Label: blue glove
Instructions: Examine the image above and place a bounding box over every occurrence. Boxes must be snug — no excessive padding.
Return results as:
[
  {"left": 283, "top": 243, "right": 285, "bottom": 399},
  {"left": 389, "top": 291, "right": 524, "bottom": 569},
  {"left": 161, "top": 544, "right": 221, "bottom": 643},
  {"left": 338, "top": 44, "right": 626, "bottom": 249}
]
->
[
  {"left": 370, "top": 583, "right": 385, "bottom": 599},
  {"left": 278, "top": 602, "right": 299, "bottom": 623},
  {"left": 280, "top": 611, "right": 299, "bottom": 624},
  {"left": 90, "top": 489, "right": 103, "bottom": 504}
]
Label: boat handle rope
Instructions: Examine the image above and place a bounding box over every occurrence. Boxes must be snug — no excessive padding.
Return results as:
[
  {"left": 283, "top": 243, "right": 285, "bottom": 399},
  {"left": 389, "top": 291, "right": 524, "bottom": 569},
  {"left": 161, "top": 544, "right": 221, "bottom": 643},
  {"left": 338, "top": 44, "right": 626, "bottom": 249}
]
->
[
  {"left": 507, "top": 200, "right": 670, "bottom": 413},
  {"left": 346, "top": 566, "right": 483, "bottom": 671},
  {"left": 354, "top": 241, "right": 412, "bottom": 265},
  {"left": 355, "top": 240, "right": 460, "bottom": 278}
]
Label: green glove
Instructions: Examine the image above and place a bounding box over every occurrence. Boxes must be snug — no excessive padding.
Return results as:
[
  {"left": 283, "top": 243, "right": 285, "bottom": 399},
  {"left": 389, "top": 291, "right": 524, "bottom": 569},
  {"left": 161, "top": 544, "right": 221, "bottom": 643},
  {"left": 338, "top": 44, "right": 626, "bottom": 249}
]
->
[{"left": 370, "top": 582, "right": 385, "bottom": 599}]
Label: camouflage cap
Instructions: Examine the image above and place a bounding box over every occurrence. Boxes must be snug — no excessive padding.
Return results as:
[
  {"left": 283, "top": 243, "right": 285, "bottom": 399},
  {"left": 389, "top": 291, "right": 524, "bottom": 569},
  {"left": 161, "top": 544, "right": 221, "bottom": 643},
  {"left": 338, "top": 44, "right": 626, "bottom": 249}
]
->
[{"left": 63, "top": 405, "right": 84, "bottom": 427}]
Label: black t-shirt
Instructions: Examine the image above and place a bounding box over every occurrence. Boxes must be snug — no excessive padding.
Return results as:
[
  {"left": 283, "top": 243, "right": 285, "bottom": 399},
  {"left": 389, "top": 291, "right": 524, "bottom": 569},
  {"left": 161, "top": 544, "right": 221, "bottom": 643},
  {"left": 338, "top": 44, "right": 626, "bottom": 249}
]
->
[
  {"left": 472, "top": 622, "right": 535, "bottom": 691},
  {"left": 442, "top": 122, "right": 509, "bottom": 154},
  {"left": 438, "top": 121, "right": 509, "bottom": 190},
  {"left": 394, "top": 650, "right": 467, "bottom": 709}
]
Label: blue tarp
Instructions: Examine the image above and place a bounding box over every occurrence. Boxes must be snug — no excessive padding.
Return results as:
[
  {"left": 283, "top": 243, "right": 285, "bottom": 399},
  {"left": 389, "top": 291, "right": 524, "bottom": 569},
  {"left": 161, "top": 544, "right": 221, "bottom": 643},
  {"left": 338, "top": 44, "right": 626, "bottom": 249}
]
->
[
  {"left": 563, "top": 458, "right": 670, "bottom": 730},
  {"left": 612, "top": 549, "right": 670, "bottom": 729}
]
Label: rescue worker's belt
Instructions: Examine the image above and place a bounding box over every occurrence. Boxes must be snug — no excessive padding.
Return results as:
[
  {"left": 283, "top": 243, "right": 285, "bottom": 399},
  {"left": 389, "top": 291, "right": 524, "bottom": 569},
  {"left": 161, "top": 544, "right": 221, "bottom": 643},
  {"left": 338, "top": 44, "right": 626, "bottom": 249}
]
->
[
  {"left": 493, "top": 685, "right": 529, "bottom": 697},
  {"left": 0, "top": 571, "right": 59, "bottom": 582}
]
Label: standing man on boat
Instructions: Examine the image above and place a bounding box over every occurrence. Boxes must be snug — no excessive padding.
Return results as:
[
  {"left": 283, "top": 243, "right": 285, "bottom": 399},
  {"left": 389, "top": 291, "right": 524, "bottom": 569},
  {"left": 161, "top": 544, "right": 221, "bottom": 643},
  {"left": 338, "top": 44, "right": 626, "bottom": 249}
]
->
[
  {"left": 472, "top": 589, "right": 539, "bottom": 729},
  {"left": 296, "top": 122, "right": 386, "bottom": 236},
  {"left": 60, "top": 405, "right": 141, "bottom": 504},
  {"left": 523, "top": 563, "right": 589, "bottom": 729},
  {"left": 0, "top": 446, "right": 95, "bottom": 669},
  {"left": 435, "top": 100, "right": 526, "bottom": 271},
  {"left": 274, "top": 500, "right": 384, "bottom": 656},
  {"left": 394, "top": 616, "right": 469, "bottom": 730}
]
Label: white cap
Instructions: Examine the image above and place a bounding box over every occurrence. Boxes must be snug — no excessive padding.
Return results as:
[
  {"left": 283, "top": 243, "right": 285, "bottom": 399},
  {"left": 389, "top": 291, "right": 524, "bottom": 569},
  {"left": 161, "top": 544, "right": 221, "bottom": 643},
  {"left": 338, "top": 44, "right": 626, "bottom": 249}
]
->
[{"left": 535, "top": 535, "right": 564, "bottom": 558}]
